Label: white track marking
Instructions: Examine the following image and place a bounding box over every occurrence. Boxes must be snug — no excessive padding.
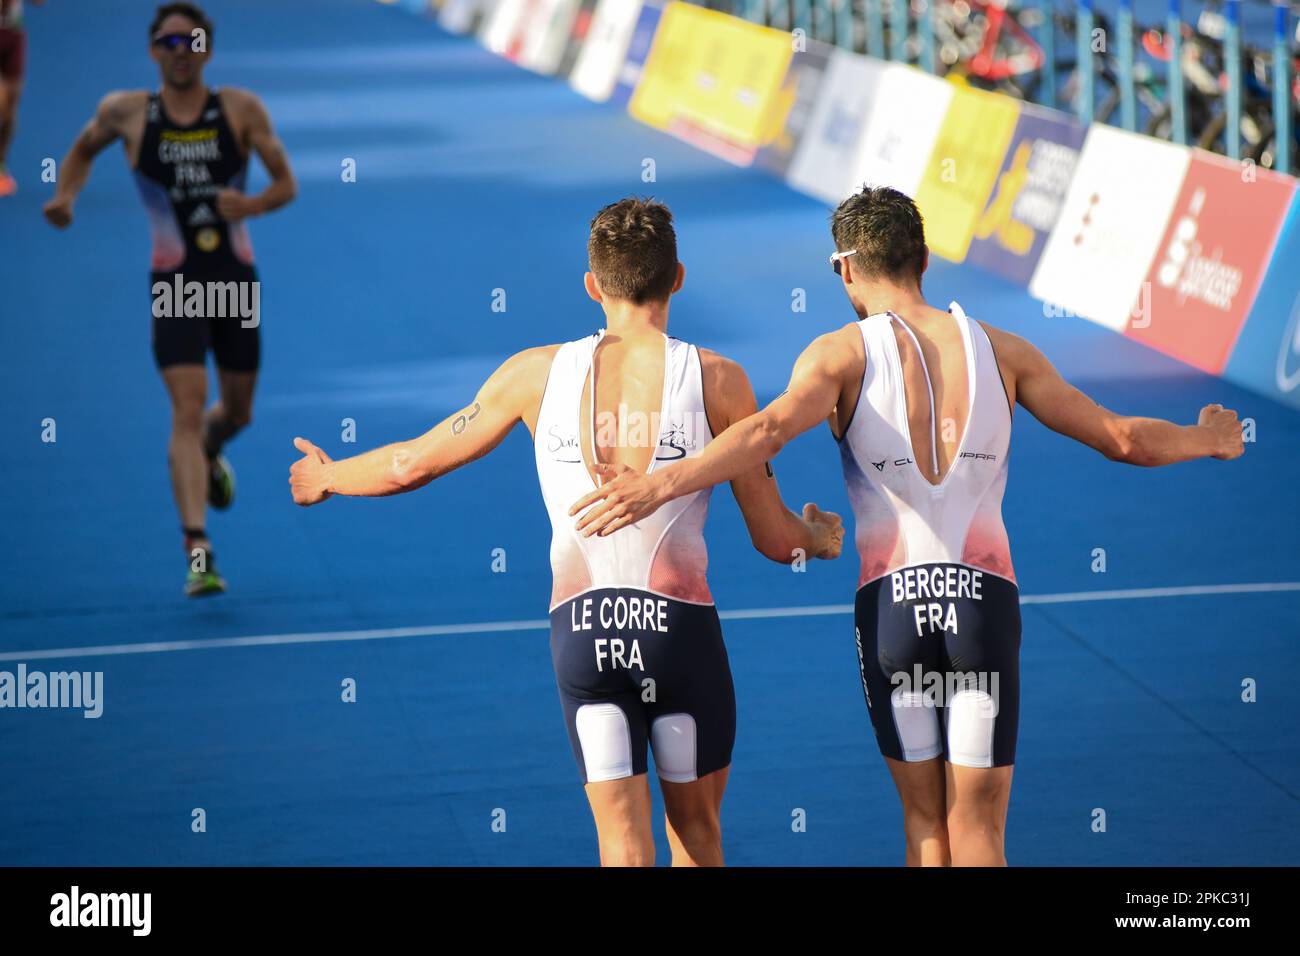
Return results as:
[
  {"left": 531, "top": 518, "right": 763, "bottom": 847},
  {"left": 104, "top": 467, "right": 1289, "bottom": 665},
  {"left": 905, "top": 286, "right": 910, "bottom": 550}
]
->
[{"left": 2, "top": 582, "right": 1297, "bottom": 662}]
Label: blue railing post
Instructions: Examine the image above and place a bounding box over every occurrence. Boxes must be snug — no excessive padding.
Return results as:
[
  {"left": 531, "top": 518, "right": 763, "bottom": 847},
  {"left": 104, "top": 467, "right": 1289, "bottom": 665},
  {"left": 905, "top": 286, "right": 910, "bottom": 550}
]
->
[
  {"left": 793, "top": 0, "right": 812, "bottom": 36},
  {"left": 890, "top": 0, "right": 909, "bottom": 62},
  {"left": 1118, "top": 0, "right": 1137, "bottom": 130},
  {"left": 1225, "top": 0, "right": 1242, "bottom": 159},
  {"left": 1041, "top": 0, "right": 1057, "bottom": 108},
  {"left": 1168, "top": 0, "right": 1188, "bottom": 145},
  {"left": 811, "top": 0, "right": 830, "bottom": 42},
  {"left": 920, "top": 0, "right": 937, "bottom": 73},
  {"left": 1275, "top": 0, "right": 1293, "bottom": 173},
  {"left": 835, "top": 0, "right": 855, "bottom": 48},
  {"left": 1076, "top": 0, "right": 1096, "bottom": 122},
  {"left": 743, "top": 0, "right": 764, "bottom": 23},
  {"left": 867, "top": 0, "right": 886, "bottom": 58}
]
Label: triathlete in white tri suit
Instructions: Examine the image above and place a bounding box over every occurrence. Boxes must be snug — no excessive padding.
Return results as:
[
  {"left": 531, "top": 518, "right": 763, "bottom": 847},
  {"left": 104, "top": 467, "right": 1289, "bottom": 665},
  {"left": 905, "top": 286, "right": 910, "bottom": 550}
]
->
[
  {"left": 288, "top": 198, "right": 844, "bottom": 866},
  {"left": 570, "top": 186, "right": 1245, "bottom": 866}
]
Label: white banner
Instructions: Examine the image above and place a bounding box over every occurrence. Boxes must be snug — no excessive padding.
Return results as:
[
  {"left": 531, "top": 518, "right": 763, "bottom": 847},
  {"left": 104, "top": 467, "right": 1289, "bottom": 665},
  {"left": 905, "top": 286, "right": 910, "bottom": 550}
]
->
[
  {"left": 570, "top": 0, "right": 646, "bottom": 101},
  {"left": 1029, "top": 125, "right": 1191, "bottom": 330},
  {"left": 786, "top": 51, "right": 888, "bottom": 205}
]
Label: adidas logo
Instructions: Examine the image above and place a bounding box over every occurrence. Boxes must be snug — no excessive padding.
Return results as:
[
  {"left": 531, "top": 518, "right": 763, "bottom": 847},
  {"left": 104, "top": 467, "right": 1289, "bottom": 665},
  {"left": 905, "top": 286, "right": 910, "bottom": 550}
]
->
[{"left": 188, "top": 203, "right": 217, "bottom": 226}]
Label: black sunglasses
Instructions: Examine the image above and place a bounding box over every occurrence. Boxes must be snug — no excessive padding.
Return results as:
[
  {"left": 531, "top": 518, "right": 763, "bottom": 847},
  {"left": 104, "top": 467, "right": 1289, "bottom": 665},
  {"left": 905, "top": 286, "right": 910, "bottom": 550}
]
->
[{"left": 152, "top": 32, "right": 194, "bottom": 51}]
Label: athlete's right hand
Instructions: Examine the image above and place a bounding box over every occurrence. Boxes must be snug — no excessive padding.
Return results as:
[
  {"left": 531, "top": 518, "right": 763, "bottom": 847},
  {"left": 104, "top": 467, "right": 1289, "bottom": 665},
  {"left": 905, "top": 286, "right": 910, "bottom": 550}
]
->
[
  {"left": 803, "top": 503, "right": 844, "bottom": 560},
  {"left": 290, "top": 437, "right": 335, "bottom": 506},
  {"left": 43, "top": 196, "right": 74, "bottom": 229},
  {"left": 1198, "top": 404, "right": 1244, "bottom": 460}
]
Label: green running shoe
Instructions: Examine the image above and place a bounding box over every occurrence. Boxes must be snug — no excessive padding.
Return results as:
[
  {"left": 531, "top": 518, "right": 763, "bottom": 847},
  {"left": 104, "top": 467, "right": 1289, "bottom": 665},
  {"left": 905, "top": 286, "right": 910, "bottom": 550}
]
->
[
  {"left": 185, "top": 547, "right": 227, "bottom": 598},
  {"left": 208, "top": 454, "right": 236, "bottom": 510}
]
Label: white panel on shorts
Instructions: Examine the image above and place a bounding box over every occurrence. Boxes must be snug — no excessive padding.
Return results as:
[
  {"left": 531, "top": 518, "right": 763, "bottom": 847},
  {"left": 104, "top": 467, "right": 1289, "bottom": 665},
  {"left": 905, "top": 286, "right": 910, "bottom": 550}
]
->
[
  {"left": 891, "top": 690, "right": 944, "bottom": 762},
  {"left": 575, "top": 702, "right": 634, "bottom": 782},
  {"left": 650, "top": 713, "right": 698, "bottom": 783},
  {"left": 946, "top": 689, "right": 997, "bottom": 769}
]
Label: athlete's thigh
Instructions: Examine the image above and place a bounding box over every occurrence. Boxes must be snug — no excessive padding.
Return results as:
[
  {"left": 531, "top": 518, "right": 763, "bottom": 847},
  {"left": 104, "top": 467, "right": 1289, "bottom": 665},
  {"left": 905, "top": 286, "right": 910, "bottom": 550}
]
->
[
  {"left": 584, "top": 773, "right": 654, "bottom": 845},
  {"left": 0, "top": 76, "right": 20, "bottom": 115},
  {"left": 884, "top": 755, "right": 947, "bottom": 818},
  {"left": 209, "top": 312, "right": 260, "bottom": 375},
  {"left": 940, "top": 576, "right": 1021, "bottom": 768},
  {"left": 855, "top": 579, "right": 946, "bottom": 764},
  {"left": 643, "top": 605, "right": 736, "bottom": 784},
  {"left": 945, "top": 762, "right": 1014, "bottom": 827},
  {"left": 215, "top": 365, "right": 257, "bottom": 421},
  {"left": 659, "top": 764, "right": 729, "bottom": 822},
  {"left": 160, "top": 363, "right": 208, "bottom": 416}
]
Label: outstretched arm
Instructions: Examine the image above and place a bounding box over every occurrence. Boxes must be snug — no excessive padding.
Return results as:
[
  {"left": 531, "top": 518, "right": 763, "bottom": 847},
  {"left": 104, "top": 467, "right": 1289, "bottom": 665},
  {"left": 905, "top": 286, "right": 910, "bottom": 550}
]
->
[
  {"left": 990, "top": 325, "right": 1244, "bottom": 466},
  {"left": 289, "top": 346, "right": 554, "bottom": 505},
  {"left": 570, "top": 327, "right": 860, "bottom": 538}
]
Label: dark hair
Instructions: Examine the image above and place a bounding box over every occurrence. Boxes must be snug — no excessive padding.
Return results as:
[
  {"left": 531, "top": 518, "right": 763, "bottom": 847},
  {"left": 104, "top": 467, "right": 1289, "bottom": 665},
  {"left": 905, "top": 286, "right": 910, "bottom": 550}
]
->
[
  {"left": 587, "top": 198, "right": 679, "bottom": 304},
  {"left": 830, "top": 186, "right": 927, "bottom": 287},
  {"left": 150, "top": 3, "right": 213, "bottom": 42}
]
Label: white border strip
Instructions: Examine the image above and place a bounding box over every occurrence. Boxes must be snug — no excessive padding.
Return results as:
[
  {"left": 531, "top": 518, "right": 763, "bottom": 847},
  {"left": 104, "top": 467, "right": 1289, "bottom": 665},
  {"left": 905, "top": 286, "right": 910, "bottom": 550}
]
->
[{"left": 2, "top": 582, "right": 1297, "bottom": 662}]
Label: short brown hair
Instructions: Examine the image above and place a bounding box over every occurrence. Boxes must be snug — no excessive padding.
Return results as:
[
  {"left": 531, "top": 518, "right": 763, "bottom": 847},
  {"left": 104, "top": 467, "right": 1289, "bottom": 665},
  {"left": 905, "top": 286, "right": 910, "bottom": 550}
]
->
[
  {"left": 150, "top": 3, "right": 213, "bottom": 42},
  {"left": 831, "top": 186, "right": 927, "bottom": 287},
  {"left": 587, "top": 198, "right": 679, "bottom": 304}
]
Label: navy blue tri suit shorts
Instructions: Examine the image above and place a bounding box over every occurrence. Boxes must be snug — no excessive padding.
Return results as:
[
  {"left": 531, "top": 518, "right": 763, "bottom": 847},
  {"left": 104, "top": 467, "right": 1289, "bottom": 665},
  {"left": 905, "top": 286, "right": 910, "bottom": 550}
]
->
[
  {"left": 549, "top": 587, "right": 736, "bottom": 784},
  {"left": 150, "top": 265, "right": 261, "bottom": 371},
  {"left": 853, "top": 562, "right": 1021, "bottom": 768}
]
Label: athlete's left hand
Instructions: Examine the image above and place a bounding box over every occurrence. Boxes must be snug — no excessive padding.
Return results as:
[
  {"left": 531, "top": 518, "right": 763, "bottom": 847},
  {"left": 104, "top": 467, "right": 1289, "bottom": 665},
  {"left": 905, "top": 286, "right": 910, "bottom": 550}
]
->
[
  {"left": 290, "top": 437, "right": 335, "bottom": 506},
  {"left": 216, "top": 188, "right": 260, "bottom": 222},
  {"left": 570, "top": 461, "right": 668, "bottom": 537}
]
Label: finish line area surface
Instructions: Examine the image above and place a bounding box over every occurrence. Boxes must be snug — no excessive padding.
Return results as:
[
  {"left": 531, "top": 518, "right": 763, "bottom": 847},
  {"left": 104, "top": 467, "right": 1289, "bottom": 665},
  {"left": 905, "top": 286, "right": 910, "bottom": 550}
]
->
[{"left": 1, "top": 0, "right": 1297, "bottom": 865}]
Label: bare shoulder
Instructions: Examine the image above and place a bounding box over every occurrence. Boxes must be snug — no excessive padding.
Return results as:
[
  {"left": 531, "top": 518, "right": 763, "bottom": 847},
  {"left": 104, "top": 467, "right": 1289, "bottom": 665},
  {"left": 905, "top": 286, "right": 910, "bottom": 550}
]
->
[
  {"left": 799, "top": 323, "right": 865, "bottom": 375},
  {"left": 976, "top": 320, "right": 1040, "bottom": 368},
  {"left": 500, "top": 344, "right": 561, "bottom": 387},
  {"left": 98, "top": 90, "right": 149, "bottom": 127},
  {"left": 697, "top": 347, "right": 757, "bottom": 425},
  {"left": 217, "top": 86, "right": 267, "bottom": 115},
  {"left": 697, "top": 347, "right": 752, "bottom": 393}
]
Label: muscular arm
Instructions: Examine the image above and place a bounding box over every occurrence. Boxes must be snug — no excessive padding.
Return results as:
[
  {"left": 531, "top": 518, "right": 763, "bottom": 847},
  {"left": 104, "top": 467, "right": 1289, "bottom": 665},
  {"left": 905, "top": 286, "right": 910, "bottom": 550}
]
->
[
  {"left": 987, "top": 324, "right": 1244, "bottom": 466},
  {"left": 228, "top": 90, "right": 296, "bottom": 216},
  {"left": 698, "top": 350, "right": 842, "bottom": 564},
  {"left": 289, "top": 347, "right": 555, "bottom": 504},
  {"left": 570, "top": 327, "right": 861, "bottom": 538},
  {"left": 44, "top": 91, "right": 139, "bottom": 225}
]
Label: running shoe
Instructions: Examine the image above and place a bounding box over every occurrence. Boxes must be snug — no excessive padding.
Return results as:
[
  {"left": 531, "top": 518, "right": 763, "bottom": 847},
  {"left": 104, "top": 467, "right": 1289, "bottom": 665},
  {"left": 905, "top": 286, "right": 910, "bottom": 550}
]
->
[
  {"left": 185, "top": 547, "right": 227, "bottom": 598},
  {"left": 208, "top": 453, "right": 236, "bottom": 510}
]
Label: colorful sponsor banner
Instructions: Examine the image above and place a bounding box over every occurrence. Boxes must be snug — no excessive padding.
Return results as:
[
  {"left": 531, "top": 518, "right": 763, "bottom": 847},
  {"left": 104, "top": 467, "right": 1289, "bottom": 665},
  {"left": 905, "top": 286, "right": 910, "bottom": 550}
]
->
[
  {"left": 851, "top": 66, "right": 954, "bottom": 200},
  {"left": 608, "top": 0, "right": 663, "bottom": 106},
  {"left": 481, "top": 0, "right": 536, "bottom": 58},
  {"left": 553, "top": 0, "right": 600, "bottom": 77},
  {"left": 914, "top": 83, "right": 1020, "bottom": 263},
  {"left": 629, "top": 2, "right": 793, "bottom": 166},
  {"left": 965, "top": 105, "right": 1087, "bottom": 285},
  {"left": 785, "top": 51, "right": 888, "bottom": 205},
  {"left": 570, "top": 0, "right": 644, "bottom": 101},
  {"left": 1029, "top": 126, "right": 1191, "bottom": 331},
  {"left": 1125, "top": 153, "right": 1297, "bottom": 374},
  {"left": 752, "top": 40, "right": 832, "bottom": 178},
  {"left": 517, "top": 0, "right": 582, "bottom": 74},
  {"left": 1224, "top": 193, "right": 1300, "bottom": 409}
]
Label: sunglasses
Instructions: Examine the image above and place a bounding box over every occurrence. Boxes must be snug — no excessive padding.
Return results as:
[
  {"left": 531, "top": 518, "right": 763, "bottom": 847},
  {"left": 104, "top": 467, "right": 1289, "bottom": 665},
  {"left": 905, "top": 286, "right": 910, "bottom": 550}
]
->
[
  {"left": 829, "top": 249, "right": 857, "bottom": 276},
  {"left": 152, "top": 32, "right": 194, "bottom": 51}
]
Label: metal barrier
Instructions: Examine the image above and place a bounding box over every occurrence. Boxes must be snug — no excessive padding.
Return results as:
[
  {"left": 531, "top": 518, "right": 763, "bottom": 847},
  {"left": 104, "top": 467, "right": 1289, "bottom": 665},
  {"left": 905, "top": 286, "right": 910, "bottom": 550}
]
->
[{"left": 717, "top": 0, "right": 1298, "bottom": 174}]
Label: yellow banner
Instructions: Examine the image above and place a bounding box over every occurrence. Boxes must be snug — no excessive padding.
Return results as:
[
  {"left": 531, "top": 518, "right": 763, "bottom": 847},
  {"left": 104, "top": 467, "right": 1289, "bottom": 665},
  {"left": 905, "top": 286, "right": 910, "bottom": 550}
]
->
[
  {"left": 914, "top": 84, "right": 1021, "bottom": 263},
  {"left": 629, "top": 2, "right": 793, "bottom": 159}
]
